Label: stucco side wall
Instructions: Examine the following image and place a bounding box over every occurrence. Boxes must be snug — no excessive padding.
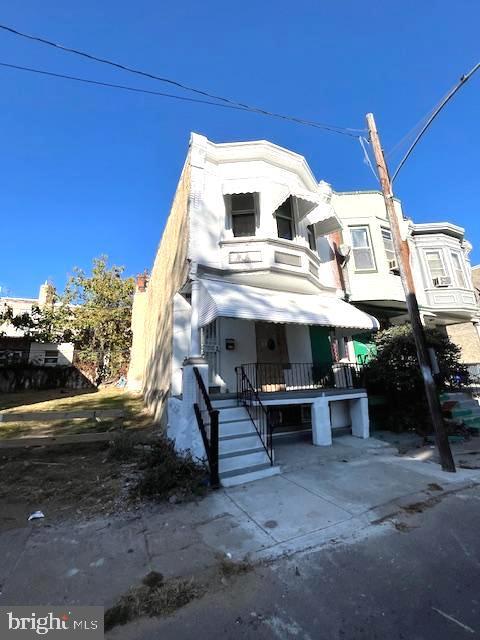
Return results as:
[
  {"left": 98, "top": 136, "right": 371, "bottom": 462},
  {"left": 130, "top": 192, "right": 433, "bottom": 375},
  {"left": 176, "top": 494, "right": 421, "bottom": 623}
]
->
[
  {"left": 127, "top": 290, "right": 148, "bottom": 391},
  {"left": 447, "top": 322, "right": 480, "bottom": 363},
  {"left": 141, "top": 164, "right": 191, "bottom": 422}
]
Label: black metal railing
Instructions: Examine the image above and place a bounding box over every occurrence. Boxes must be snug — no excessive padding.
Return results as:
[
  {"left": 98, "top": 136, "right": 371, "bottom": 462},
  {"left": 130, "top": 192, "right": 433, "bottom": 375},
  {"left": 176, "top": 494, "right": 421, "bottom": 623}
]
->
[
  {"left": 239, "top": 362, "right": 365, "bottom": 393},
  {"left": 235, "top": 365, "right": 274, "bottom": 465},
  {"left": 193, "top": 367, "right": 220, "bottom": 488}
]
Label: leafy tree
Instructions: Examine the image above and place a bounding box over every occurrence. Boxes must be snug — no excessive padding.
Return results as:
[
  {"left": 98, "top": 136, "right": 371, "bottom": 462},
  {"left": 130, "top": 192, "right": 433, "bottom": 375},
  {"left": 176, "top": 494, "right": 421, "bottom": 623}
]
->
[
  {"left": 64, "top": 256, "right": 135, "bottom": 384},
  {"left": 364, "top": 324, "right": 467, "bottom": 434},
  {"left": 2, "top": 256, "right": 135, "bottom": 384}
]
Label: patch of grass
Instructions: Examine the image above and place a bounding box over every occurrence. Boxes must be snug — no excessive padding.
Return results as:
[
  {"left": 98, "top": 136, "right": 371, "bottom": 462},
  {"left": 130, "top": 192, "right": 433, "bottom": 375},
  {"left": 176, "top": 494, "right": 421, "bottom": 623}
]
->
[
  {"left": 218, "top": 557, "right": 253, "bottom": 578},
  {"left": 133, "top": 438, "right": 209, "bottom": 501},
  {"left": 0, "top": 388, "right": 143, "bottom": 415},
  {"left": 104, "top": 576, "right": 203, "bottom": 631},
  {"left": 0, "top": 388, "right": 154, "bottom": 440}
]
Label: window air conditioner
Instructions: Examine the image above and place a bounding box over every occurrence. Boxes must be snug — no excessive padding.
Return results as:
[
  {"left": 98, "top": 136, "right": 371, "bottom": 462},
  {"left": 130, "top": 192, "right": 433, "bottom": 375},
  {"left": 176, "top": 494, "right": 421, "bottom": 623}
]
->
[
  {"left": 433, "top": 276, "right": 451, "bottom": 287},
  {"left": 388, "top": 259, "right": 399, "bottom": 273}
]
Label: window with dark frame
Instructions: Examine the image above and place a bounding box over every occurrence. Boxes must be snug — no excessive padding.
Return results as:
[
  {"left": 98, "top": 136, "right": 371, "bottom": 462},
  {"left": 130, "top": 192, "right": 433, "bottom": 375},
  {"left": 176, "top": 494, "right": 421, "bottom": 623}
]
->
[
  {"left": 307, "top": 224, "right": 316, "bottom": 251},
  {"left": 275, "top": 197, "right": 295, "bottom": 240},
  {"left": 230, "top": 193, "right": 257, "bottom": 237}
]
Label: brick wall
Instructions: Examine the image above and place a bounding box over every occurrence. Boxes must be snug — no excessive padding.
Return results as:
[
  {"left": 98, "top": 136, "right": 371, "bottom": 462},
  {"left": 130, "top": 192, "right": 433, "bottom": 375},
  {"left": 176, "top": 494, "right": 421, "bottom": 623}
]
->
[
  {"left": 128, "top": 162, "right": 191, "bottom": 422},
  {"left": 447, "top": 322, "right": 480, "bottom": 363}
]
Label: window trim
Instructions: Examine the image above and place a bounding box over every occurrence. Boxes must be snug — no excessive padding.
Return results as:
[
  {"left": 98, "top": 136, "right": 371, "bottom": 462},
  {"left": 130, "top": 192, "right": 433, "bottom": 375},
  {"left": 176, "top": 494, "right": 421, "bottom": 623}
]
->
[
  {"left": 275, "top": 197, "right": 296, "bottom": 241},
  {"left": 306, "top": 224, "right": 316, "bottom": 252},
  {"left": 425, "top": 249, "right": 449, "bottom": 285},
  {"left": 349, "top": 225, "right": 377, "bottom": 273},
  {"left": 228, "top": 193, "right": 258, "bottom": 238},
  {"left": 380, "top": 227, "right": 397, "bottom": 269},
  {"left": 450, "top": 250, "right": 467, "bottom": 288}
]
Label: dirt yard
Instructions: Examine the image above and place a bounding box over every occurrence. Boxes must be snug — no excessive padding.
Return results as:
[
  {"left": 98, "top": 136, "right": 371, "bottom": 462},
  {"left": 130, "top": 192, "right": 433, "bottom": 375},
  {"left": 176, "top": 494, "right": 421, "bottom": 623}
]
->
[{"left": 0, "top": 442, "right": 143, "bottom": 531}]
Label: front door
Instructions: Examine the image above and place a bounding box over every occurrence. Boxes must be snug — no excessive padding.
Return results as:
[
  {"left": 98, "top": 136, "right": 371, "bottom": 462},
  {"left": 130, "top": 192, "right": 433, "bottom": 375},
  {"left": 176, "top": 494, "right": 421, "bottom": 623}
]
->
[
  {"left": 309, "top": 326, "right": 333, "bottom": 386},
  {"left": 255, "top": 322, "right": 289, "bottom": 391}
]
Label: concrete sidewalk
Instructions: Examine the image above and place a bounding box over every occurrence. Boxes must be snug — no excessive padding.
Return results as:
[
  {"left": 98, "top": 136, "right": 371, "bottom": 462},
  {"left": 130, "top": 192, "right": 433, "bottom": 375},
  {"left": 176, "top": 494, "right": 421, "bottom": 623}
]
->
[{"left": 1, "top": 436, "right": 479, "bottom": 608}]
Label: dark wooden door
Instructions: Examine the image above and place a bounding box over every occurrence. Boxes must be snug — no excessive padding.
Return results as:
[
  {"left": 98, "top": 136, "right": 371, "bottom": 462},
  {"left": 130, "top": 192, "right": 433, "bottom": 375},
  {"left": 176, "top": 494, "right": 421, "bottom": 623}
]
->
[{"left": 255, "top": 322, "right": 289, "bottom": 391}]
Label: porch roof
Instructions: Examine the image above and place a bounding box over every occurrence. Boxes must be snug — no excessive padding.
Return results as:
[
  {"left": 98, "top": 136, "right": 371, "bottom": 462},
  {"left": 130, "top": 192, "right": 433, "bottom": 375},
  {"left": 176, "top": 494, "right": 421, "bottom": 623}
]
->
[{"left": 198, "top": 279, "right": 379, "bottom": 331}]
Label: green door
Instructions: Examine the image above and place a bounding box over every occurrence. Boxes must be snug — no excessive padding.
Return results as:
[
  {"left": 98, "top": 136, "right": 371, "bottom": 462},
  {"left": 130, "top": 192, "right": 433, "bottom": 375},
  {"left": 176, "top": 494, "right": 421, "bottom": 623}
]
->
[
  {"left": 309, "top": 327, "right": 333, "bottom": 365},
  {"left": 353, "top": 333, "right": 376, "bottom": 364}
]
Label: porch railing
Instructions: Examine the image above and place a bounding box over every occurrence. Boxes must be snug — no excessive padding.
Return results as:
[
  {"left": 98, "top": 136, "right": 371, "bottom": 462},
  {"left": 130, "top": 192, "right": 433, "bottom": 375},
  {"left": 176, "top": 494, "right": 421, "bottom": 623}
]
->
[
  {"left": 239, "top": 362, "right": 365, "bottom": 393},
  {"left": 193, "top": 367, "right": 220, "bottom": 488},
  {"left": 235, "top": 365, "right": 274, "bottom": 465}
]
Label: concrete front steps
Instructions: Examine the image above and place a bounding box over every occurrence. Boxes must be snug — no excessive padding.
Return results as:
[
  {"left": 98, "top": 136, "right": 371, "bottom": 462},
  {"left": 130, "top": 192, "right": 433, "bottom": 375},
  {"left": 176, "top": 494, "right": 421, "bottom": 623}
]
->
[
  {"left": 440, "top": 391, "right": 480, "bottom": 431},
  {"left": 211, "top": 398, "right": 281, "bottom": 487}
]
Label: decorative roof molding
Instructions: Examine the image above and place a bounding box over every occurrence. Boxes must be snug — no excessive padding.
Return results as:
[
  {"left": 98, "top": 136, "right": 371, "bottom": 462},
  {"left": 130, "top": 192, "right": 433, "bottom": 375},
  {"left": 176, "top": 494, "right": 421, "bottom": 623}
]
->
[
  {"left": 410, "top": 222, "right": 465, "bottom": 239},
  {"left": 200, "top": 135, "right": 322, "bottom": 192}
]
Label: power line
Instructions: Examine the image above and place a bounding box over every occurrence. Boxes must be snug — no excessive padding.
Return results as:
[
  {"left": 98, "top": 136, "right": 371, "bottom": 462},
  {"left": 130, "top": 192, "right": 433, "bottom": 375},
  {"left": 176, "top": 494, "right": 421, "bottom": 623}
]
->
[
  {"left": 0, "top": 62, "right": 257, "bottom": 113},
  {"left": 0, "top": 23, "right": 364, "bottom": 137},
  {"left": 391, "top": 62, "right": 480, "bottom": 183}
]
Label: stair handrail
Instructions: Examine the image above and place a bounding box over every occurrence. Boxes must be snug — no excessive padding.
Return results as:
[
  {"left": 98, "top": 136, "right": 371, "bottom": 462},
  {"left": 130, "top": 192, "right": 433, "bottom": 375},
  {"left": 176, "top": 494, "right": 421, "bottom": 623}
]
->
[
  {"left": 235, "top": 365, "right": 274, "bottom": 465},
  {"left": 193, "top": 367, "right": 220, "bottom": 488}
]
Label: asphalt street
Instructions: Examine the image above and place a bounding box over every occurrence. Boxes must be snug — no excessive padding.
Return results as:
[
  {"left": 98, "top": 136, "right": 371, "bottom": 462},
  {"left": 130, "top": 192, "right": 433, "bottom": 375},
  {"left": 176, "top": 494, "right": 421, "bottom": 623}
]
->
[{"left": 108, "top": 484, "right": 480, "bottom": 640}]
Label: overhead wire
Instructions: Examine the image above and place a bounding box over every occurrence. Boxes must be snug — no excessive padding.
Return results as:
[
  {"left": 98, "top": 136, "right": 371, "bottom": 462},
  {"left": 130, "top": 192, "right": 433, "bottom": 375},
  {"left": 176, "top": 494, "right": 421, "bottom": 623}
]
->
[{"left": 0, "top": 23, "right": 364, "bottom": 137}]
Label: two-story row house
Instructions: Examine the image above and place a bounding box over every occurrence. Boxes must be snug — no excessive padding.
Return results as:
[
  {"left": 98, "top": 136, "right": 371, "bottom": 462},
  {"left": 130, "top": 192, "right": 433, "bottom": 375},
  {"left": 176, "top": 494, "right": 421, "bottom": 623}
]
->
[
  {"left": 0, "top": 281, "right": 74, "bottom": 366},
  {"left": 334, "top": 193, "right": 480, "bottom": 362},
  {"left": 128, "top": 133, "right": 479, "bottom": 486}
]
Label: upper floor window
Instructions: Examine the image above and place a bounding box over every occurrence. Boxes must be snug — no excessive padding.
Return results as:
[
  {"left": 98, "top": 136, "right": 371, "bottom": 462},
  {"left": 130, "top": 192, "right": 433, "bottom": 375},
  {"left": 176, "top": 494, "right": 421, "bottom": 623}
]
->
[
  {"left": 275, "top": 197, "right": 295, "bottom": 241},
  {"left": 381, "top": 228, "right": 397, "bottom": 269},
  {"left": 425, "top": 250, "right": 448, "bottom": 285},
  {"left": 230, "top": 193, "right": 257, "bottom": 237},
  {"left": 350, "top": 226, "right": 376, "bottom": 271},
  {"left": 307, "top": 224, "right": 316, "bottom": 251},
  {"left": 451, "top": 252, "right": 467, "bottom": 288}
]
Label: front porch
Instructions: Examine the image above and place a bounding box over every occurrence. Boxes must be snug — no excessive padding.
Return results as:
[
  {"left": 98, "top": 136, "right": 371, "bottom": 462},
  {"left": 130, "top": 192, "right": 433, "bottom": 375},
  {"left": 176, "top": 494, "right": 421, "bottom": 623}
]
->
[{"left": 172, "top": 277, "right": 379, "bottom": 485}]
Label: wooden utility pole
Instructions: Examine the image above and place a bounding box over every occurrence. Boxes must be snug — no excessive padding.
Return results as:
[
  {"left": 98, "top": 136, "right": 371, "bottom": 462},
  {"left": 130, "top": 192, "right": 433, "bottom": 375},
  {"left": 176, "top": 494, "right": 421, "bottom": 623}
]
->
[{"left": 366, "top": 113, "right": 456, "bottom": 472}]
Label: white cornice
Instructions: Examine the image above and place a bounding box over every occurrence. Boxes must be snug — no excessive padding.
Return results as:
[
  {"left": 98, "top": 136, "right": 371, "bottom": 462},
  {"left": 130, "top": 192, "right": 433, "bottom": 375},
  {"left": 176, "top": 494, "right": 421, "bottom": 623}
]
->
[
  {"left": 410, "top": 222, "right": 465, "bottom": 239},
  {"left": 199, "top": 135, "right": 321, "bottom": 192}
]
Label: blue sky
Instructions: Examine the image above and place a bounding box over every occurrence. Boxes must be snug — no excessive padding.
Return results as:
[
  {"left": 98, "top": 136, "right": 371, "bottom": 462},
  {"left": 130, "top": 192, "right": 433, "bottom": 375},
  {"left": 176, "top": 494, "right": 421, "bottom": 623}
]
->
[{"left": 0, "top": 1, "right": 479, "bottom": 297}]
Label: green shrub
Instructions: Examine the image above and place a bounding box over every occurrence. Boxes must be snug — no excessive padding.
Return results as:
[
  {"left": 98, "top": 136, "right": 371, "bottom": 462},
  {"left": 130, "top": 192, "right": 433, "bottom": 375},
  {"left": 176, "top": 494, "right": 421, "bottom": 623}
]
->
[{"left": 364, "top": 325, "right": 467, "bottom": 434}]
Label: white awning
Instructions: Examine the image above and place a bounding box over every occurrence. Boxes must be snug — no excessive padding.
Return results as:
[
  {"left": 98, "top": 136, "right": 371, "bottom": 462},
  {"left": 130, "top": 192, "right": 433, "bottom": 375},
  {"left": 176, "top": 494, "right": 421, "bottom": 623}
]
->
[
  {"left": 222, "top": 178, "right": 266, "bottom": 195},
  {"left": 198, "top": 279, "right": 379, "bottom": 331}
]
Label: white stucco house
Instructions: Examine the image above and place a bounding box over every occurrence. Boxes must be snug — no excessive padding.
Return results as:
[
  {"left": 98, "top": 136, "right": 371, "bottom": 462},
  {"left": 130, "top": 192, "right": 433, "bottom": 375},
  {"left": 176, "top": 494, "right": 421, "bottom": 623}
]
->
[
  {"left": 128, "top": 133, "right": 480, "bottom": 486},
  {"left": 128, "top": 134, "right": 380, "bottom": 486}
]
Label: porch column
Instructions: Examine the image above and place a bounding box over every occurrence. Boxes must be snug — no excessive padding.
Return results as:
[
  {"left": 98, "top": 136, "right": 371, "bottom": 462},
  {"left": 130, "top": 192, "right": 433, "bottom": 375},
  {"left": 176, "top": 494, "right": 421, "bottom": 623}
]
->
[
  {"left": 350, "top": 396, "right": 370, "bottom": 439},
  {"left": 311, "top": 397, "right": 332, "bottom": 446},
  {"left": 189, "top": 276, "right": 202, "bottom": 359}
]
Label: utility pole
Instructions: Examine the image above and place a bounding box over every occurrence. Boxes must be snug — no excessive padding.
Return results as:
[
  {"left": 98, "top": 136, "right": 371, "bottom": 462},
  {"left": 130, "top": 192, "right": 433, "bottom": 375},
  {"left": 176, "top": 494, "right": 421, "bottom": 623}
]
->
[{"left": 366, "top": 113, "right": 456, "bottom": 472}]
